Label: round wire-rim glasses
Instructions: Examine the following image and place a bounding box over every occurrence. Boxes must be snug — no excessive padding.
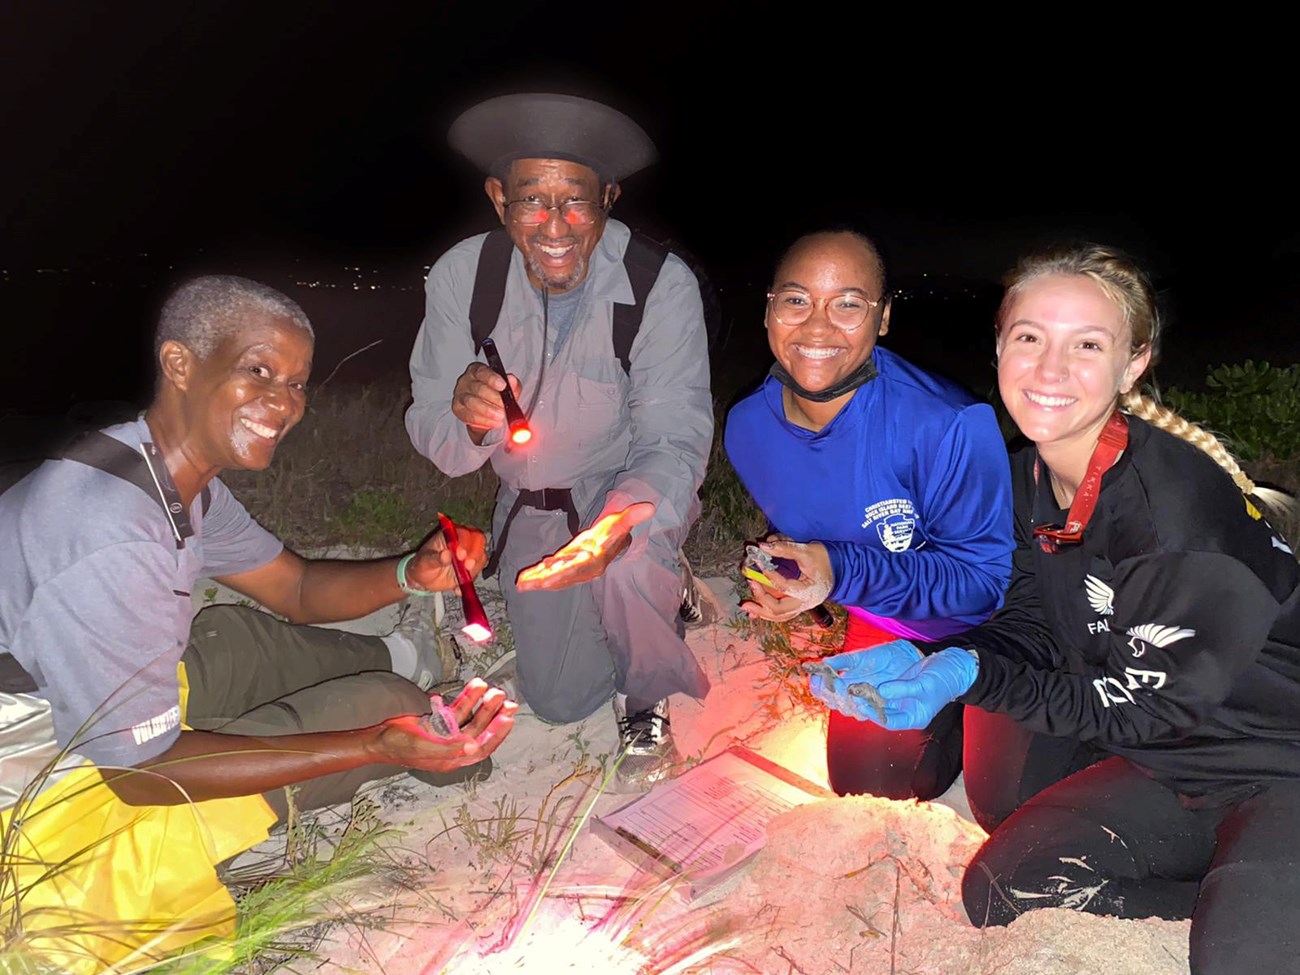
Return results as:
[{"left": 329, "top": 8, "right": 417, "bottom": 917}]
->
[{"left": 765, "top": 288, "right": 886, "bottom": 332}]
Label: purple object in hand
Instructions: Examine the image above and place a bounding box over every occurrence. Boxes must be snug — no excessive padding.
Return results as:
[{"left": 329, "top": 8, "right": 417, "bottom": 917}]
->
[
  {"left": 746, "top": 543, "right": 833, "bottom": 627},
  {"left": 745, "top": 543, "right": 801, "bottom": 582}
]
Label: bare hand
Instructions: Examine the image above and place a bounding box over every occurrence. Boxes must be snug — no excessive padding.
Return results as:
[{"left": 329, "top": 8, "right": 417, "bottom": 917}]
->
[
  {"left": 515, "top": 502, "right": 656, "bottom": 592},
  {"left": 405, "top": 521, "right": 487, "bottom": 592},
  {"left": 740, "top": 536, "right": 833, "bottom": 622},
  {"left": 374, "top": 679, "right": 517, "bottom": 772},
  {"left": 451, "top": 362, "right": 523, "bottom": 438}
]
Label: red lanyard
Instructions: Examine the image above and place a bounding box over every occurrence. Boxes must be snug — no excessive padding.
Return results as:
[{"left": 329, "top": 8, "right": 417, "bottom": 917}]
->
[{"left": 1032, "top": 411, "right": 1128, "bottom": 553}]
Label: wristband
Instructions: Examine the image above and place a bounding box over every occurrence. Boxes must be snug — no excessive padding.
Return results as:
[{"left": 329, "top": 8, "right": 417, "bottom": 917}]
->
[{"left": 396, "top": 552, "right": 436, "bottom": 596}]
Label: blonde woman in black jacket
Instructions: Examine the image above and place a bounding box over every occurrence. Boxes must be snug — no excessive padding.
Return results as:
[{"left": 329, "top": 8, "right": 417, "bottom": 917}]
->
[{"left": 810, "top": 244, "right": 1300, "bottom": 974}]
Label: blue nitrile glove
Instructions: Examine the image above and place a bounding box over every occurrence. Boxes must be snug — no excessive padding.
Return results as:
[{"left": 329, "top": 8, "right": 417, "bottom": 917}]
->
[
  {"left": 874, "top": 648, "right": 979, "bottom": 731},
  {"left": 807, "top": 639, "right": 924, "bottom": 722}
]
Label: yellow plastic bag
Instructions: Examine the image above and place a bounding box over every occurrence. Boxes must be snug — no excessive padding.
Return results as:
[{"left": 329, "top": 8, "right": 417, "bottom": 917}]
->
[{"left": 1, "top": 760, "right": 275, "bottom": 973}]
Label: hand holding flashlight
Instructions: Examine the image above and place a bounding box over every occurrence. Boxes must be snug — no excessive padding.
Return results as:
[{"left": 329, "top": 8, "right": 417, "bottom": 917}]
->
[
  {"left": 438, "top": 513, "right": 494, "bottom": 643},
  {"left": 450, "top": 359, "right": 525, "bottom": 445},
  {"left": 479, "top": 338, "right": 532, "bottom": 447},
  {"left": 404, "top": 523, "right": 487, "bottom": 592}
]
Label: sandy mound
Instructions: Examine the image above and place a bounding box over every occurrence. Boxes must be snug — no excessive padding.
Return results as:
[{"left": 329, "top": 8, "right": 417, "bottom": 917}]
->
[{"left": 231, "top": 578, "right": 1191, "bottom": 974}]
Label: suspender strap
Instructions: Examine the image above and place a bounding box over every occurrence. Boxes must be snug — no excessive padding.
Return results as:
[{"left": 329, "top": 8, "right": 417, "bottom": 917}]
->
[
  {"left": 468, "top": 228, "right": 669, "bottom": 375},
  {"left": 58, "top": 430, "right": 159, "bottom": 502},
  {"left": 483, "top": 487, "right": 580, "bottom": 579},
  {"left": 53, "top": 431, "right": 211, "bottom": 519},
  {"left": 614, "top": 235, "right": 670, "bottom": 374},
  {"left": 55, "top": 431, "right": 210, "bottom": 548},
  {"left": 470, "top": 229, "right": 517, "bottom": 357}
]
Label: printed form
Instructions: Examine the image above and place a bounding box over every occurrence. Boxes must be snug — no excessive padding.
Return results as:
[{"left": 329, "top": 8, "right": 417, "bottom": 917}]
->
[{"left": 593, "top": 747, "right": 830, "bottom": 894}]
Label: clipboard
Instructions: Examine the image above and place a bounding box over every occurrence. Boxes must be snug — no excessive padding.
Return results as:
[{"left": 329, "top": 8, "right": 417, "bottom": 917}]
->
[{"left": 591, "top": 745, "right": 834, "bottom": 899}]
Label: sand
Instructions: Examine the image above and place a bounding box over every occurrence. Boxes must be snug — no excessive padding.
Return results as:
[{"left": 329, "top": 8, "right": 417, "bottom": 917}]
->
[{"left": 219, "top": 577, "right": 1192, "bottom": 975}]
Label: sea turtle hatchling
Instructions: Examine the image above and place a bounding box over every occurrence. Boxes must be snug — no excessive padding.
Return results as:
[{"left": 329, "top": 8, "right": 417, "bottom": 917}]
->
[
  {"left": 800, "top": 659, "right": 887, "bottom": 724},
  {"left": 420, "top": 694, "right": 461, "bottom": 738}
]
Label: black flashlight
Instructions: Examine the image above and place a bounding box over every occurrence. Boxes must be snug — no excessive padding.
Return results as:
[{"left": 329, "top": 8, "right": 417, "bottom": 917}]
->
[{"left": 480, "top": 337, "right": 532, "bottom": 446}]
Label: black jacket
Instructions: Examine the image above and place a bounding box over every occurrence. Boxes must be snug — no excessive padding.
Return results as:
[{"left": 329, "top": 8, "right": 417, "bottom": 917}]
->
[{"left": 957, "top": 416, "right": 1300, "bottom": 797}]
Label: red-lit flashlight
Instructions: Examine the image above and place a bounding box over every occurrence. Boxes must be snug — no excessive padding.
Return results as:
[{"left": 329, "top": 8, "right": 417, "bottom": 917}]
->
[
  {"left": 437, "top": 513, "right": 493, "bottom": 643},
  {"left": 480, "top": 337, "right": 532, "bottom": 446}
]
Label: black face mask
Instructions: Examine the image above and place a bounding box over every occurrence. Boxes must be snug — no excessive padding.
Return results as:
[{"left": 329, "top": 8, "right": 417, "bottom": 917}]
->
[{"left": 769, "top": 354, "right": 879, "bottom": 403}]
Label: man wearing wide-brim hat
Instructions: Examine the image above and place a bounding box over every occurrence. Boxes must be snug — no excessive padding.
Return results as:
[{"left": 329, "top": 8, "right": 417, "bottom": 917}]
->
[{"left": 405, "top": 92, "right": 714, "bottom": 788}]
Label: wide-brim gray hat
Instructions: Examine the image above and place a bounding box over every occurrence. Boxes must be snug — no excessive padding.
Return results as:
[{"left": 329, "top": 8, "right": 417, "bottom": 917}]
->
[{"left": 448, "top": 93, "right": 657, "bottom": 184}]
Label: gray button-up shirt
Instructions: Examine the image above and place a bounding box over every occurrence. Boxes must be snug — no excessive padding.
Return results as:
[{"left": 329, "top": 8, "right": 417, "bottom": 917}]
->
[{"left": 405, "top": 219, "right": 713, "bottom": 541}]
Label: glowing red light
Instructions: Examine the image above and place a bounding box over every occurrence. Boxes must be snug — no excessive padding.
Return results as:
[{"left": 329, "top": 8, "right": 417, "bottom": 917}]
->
[{"left": 510, "top": 425, "right": 532, "bottom": 445}]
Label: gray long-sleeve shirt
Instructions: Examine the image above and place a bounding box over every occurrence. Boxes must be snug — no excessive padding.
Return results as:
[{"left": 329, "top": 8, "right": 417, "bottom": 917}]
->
[{"left": 405, "top": 219, "right": 713, "bottom": 542}]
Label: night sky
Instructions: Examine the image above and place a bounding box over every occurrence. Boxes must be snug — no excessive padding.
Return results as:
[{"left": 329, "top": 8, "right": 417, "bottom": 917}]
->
[{"left": 2, "top": 3, "right": 1296, "bottom": 413}]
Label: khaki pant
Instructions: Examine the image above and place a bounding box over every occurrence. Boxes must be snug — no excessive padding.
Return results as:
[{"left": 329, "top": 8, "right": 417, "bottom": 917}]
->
[{"left": 181, "top": 605, "right": 486, "bottom": 820}]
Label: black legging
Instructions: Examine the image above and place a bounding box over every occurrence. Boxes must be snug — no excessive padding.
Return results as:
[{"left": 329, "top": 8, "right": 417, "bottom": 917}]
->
[
  {"left": 827, "top": 702, "right": 964, "bottom": 799},
  {"left": 830, "top": 686, "right": 1300, "bottom": 973},
  {"left": 828, "top": 689, "right": 1101, "bottom": 826},
  {"left": 963, "top": 752, "right": 1300, "bottom": 973},
  {"left": 827, "top": 614, "right": 971, "bottom": 800}
]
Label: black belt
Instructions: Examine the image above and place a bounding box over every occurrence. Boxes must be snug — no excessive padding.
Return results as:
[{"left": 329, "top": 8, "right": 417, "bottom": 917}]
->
[{"left": 484, "top": 487, "right": 580, "bottom": 578}]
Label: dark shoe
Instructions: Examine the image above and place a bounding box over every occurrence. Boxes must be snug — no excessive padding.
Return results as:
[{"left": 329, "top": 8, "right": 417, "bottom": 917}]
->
[
  {"left": 612, "top": 695, "right": 680, "bottom": 791},
  {"left": 677, "top": 553, "right": 722, "bottom": 628}
]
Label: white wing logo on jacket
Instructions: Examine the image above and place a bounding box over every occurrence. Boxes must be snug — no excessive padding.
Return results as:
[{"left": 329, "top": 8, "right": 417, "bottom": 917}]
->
[
  {"left": 1126, "top": 623, "right": 1196, "bottom": 658},
  {"left": 1084, "top": 575, "right": 1114, "bottom": 616}
]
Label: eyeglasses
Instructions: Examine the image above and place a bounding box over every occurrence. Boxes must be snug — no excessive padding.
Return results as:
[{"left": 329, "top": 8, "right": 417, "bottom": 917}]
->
[
  {"left": 503, "top": 199, "right": 607, "bottom": 226},
  {"left": 766, "top": 289, "right": 885, "bottom": 332}
]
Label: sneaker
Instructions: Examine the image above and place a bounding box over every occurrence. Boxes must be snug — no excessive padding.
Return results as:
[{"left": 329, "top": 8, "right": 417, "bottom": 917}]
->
[
  {"left": 389, "top": 602, "right": 460, "bottom": 691},
  {"left": 481, "top": 649, "right": 525, "bottom": 706},
  {"left": 612, "top": 694, "right": 680, "bottom": 790},
  {"left": 677, "top": 553, "right": 722, "bottom": 628}
]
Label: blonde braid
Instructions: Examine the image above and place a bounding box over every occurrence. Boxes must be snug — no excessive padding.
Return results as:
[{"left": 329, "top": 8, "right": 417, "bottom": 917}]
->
[
  {"left": 1123, "top": 392, "right": 1294, "bottom": 556},
  {"left": 1120, "top": 390, "right": 1256, "bottom": 494},
  {"left": 1122, "top": 390, "right": 1300, "bottom": 554}
]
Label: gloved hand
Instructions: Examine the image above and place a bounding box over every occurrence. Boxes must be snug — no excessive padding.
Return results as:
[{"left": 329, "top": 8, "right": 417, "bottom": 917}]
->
[
  {"left": 875, "top": 648, "right": 979, "bottom": 731},
  {"left": 807, "top": 639, "right": 924, "bottom": 722}
]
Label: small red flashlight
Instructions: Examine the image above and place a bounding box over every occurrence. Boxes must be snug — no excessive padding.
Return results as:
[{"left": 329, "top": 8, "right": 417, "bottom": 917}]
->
[
  {"left": 480, "top": 337, "right": 533, "bottom": 448},
  {"left": 438, "top": 513, "right": 493, "bottom": 643}
]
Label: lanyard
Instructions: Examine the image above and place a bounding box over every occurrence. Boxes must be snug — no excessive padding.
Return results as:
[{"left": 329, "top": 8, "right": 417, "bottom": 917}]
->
[{"left": 1032, "top": 411, "right": 1128, "bottom": 553}]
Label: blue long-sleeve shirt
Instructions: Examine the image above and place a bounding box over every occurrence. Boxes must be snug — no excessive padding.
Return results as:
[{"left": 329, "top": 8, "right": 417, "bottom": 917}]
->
[{"left": 724, "top": 348, "right": 1013, "bottom": 640}]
